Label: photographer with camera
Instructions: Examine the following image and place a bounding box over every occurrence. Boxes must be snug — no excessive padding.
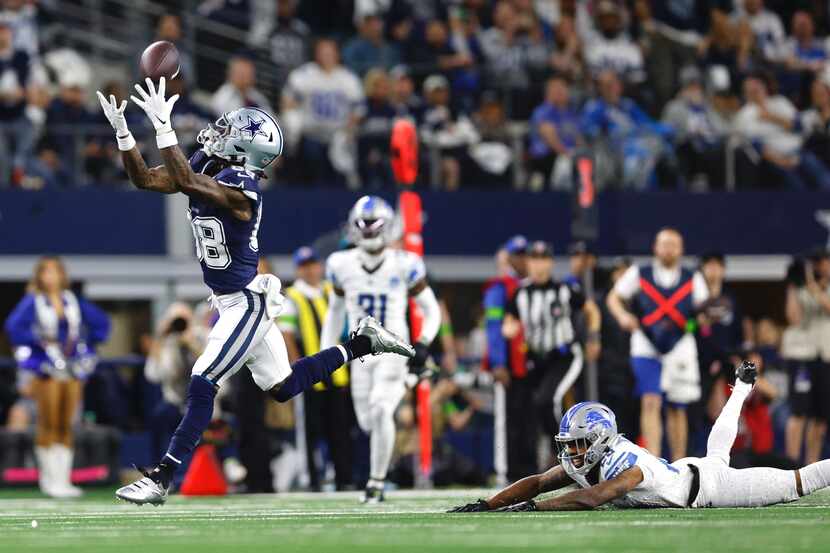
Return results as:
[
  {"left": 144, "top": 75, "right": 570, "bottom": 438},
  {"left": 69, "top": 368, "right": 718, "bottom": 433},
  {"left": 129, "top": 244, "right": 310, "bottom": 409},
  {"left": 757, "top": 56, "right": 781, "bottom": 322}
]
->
[
  {"left": 144, "top": 303, "right": 204, "bottom": 464},
  {"left": 145, "top": 302, "right": 248, "bottom": 487},
  {"left": 783, "top": 248, "right": 830, "bottom": 464}
]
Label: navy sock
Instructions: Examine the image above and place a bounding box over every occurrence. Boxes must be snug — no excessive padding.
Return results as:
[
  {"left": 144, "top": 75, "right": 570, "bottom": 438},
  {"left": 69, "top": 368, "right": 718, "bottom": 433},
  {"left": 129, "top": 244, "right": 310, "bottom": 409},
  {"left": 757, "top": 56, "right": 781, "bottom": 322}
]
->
[
  {"left": 344, "top": 335, "right": 372, "bottom": 359},
  {"left": 159, "top": 375, "right": 216, "bottom": 486},
  {"left": 273, "top": 346, "right": 348, "bottom": 402}
]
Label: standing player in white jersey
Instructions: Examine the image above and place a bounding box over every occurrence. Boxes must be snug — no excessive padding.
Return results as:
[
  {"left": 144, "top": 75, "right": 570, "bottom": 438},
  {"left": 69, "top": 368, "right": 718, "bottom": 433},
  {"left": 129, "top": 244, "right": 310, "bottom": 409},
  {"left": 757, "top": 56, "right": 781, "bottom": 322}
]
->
[
  {"left": 449, "top": 361, "right": 830, "bottom": 512},
  {"left": 96, "top": 78, "right": 414, "bottom": 506},
  {"left": 321, "top": 195, "right": 441, "bottom": 503}
]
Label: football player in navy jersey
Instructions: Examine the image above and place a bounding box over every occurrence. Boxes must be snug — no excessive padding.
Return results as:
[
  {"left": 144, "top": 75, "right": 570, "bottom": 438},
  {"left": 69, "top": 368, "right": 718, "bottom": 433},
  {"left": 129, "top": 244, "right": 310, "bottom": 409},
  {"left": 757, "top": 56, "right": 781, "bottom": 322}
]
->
[{"left": 96, "top": 78, "right": 415, "bottom": 505}]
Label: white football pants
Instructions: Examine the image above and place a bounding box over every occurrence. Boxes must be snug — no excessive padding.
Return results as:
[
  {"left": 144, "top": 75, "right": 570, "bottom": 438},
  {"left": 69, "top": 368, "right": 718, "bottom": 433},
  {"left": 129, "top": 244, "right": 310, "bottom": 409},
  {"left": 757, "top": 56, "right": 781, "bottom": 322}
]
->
[
  {"left": 676, "top": 381, "right": 830, "bottom": 508},
  {"left": 351, "top": 353, "right": 408, "bottom": 482},
  {"left": 192, "top": 289, "right": 292, "bottom": 390}
]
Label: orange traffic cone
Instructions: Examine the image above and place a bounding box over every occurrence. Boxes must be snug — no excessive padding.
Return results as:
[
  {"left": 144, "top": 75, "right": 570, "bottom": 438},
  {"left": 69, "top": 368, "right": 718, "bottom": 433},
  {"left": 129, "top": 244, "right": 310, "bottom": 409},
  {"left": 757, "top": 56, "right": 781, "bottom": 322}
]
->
[{"left": 180, "top": 444, "right": 228, "bottom": 496}]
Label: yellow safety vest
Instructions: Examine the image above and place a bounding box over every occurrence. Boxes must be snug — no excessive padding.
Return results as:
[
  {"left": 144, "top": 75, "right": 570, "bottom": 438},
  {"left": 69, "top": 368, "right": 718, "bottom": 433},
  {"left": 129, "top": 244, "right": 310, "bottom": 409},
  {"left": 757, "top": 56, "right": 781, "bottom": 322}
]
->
[{"left": 283, "top": 282, "right": 348, "bottom": 390}]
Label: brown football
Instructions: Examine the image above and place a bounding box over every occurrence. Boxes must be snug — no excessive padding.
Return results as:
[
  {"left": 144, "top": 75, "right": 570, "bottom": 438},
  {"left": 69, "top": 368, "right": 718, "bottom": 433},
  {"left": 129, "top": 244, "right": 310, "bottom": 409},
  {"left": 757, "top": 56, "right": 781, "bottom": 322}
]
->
[{"left": 139, "top": 41, "right": 181, "bottom": 81}]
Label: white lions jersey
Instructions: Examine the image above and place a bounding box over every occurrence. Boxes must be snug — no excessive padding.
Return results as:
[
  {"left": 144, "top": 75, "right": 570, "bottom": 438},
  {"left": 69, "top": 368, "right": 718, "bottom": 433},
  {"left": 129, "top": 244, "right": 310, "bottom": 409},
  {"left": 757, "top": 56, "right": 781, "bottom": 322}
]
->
[
  {"left": 284, "top": 62, "right": 364, "bottom": 143},
  {"left": 325, "top": 248, "right": 426, "bottom": 340},
  {"left": 569, "top": 436, "right": 694, "bottom": 508}
]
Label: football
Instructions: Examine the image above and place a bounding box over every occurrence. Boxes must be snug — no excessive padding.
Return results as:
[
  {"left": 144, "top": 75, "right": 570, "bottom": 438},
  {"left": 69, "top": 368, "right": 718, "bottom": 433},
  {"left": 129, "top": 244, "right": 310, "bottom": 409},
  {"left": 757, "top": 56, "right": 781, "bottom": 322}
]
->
[{"left": 139, "top": 40, "right": 180, "bottom": 81}]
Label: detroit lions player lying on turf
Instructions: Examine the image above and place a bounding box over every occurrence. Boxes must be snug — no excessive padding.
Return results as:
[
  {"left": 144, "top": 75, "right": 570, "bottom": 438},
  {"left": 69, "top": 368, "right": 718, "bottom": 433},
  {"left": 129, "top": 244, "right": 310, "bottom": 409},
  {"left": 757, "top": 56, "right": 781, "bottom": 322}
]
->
[
  {"left": 449, "top": 361, "right": 830, "bottom": 512},
  {"left": 97, "top": 79, "right": 415, "bottom": 506},
  {"left": 321, "top": 196, "right": 441, "bottom": 503}
]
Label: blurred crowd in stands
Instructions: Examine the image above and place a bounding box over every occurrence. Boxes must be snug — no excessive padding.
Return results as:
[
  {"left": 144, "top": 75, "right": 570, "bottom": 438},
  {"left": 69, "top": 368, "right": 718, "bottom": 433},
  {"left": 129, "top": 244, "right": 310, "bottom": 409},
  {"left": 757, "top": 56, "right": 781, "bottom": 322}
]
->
[{"left": 6, "top": 0, "right": 830, "bottom": 189}]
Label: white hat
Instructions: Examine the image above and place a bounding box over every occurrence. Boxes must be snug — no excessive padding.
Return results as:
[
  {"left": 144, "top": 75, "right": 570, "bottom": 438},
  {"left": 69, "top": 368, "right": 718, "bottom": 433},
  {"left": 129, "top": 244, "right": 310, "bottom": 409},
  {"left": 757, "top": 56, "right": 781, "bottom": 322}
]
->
[{"left": 423, "top": 74, "right": 449, "bottom": 93}]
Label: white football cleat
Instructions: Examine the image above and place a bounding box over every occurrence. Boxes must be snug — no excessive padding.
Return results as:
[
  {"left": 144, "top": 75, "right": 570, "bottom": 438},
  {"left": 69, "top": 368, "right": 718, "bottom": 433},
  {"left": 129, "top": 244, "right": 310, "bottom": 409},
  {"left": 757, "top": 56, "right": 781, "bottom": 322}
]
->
[
  {"left": 354, "top": 317, "right": 416, "bottom": 358},
  {"left": 116, "top": 470, "right": 169, "bottom": 506}
]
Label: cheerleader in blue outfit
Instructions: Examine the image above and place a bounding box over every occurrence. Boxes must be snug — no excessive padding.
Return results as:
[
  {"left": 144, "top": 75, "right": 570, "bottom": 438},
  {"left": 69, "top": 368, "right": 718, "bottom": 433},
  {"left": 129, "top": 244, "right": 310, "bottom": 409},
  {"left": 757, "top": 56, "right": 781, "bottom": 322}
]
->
[{"left": 4, "top": 257, "right": 110, "bottom": 498}]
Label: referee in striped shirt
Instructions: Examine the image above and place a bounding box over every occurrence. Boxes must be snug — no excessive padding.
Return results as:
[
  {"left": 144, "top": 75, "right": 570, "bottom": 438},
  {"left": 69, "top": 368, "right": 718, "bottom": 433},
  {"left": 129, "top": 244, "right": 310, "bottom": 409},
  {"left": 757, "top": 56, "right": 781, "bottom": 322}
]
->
[{"left": 503, "top": 241, "right": 601, "bottom": 446}]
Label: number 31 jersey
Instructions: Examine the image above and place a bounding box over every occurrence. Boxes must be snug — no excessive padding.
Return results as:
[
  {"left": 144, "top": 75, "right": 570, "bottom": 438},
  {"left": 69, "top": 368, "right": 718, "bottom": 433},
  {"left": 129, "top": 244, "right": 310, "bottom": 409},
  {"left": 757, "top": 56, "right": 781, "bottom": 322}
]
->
[
  {"left": 188, "top": 151, "right": 263, "bottom": 295},
  {"left": 325, "top": 248, "right": 426, "bottom": 340}
]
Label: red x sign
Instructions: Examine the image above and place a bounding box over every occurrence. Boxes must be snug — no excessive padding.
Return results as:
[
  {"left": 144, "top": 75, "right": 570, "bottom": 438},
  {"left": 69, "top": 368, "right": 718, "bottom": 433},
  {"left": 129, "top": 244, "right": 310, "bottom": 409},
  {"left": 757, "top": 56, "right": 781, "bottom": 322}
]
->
[{"left": 639, "top": 278, "right": 693, "bottom": 329}]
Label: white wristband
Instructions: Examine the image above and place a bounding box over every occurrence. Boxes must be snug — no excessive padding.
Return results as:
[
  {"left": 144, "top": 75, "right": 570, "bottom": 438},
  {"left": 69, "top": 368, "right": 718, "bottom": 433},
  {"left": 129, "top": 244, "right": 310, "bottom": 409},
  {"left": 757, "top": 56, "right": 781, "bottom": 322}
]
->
[
  {"left": 116, "top": 132, "right": 136, "bottom": 151},
  {"left": 156, "top": 130, "right": 178, "bottom": 149}
]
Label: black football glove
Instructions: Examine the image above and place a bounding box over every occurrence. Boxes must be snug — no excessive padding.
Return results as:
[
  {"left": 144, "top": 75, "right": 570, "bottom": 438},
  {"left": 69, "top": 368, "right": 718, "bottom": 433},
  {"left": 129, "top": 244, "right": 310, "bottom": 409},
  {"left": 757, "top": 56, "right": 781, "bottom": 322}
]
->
[
  {"left": 494, "top": 500, "right": 537, "bottom": 512},
  {"left": 447, "top": 499, "right": 490, "bottom": 513},
  {"left": 408, "top": 342, "right": 430, "bottom": 375}
]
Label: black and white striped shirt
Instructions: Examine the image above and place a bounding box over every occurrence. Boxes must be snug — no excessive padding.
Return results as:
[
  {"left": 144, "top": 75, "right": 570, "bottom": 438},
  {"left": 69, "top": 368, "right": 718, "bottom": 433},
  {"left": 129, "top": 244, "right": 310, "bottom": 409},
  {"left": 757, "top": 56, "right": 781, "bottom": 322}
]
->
[{"left": 507, "top": 279, "right": 585, "bottom": 356}]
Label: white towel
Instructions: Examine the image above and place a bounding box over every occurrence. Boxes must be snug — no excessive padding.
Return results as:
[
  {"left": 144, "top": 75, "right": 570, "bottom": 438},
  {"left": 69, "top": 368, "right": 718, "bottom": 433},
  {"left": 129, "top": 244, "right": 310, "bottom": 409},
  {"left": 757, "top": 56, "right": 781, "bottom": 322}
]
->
[{"left": 246, "top": 273, "right": 285, "bottom": 320}]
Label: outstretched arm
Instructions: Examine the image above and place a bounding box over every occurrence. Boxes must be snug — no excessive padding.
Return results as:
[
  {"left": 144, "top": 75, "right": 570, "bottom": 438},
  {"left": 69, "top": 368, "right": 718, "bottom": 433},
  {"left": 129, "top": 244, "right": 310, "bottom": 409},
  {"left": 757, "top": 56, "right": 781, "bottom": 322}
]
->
[
  {"left": 488, "top": 465, "right": 574, "bottom": 508},
  {"left": 130, "top": 77, "right": 252, "bottom": 220},
  {"left": 121, "top": 148, "right": 177, "bottom": 193},
  {"left": 97, "top": 90, "right": 176, "bottom": 193},
  {"left": 158, "top": 144, "right": 252, "bottom": 220},
  {"left": 448, "top": 465, "right": 573, "bottom": 512},
  {"left": 533, "top": 467, "right": 643, "bottom": 511}
]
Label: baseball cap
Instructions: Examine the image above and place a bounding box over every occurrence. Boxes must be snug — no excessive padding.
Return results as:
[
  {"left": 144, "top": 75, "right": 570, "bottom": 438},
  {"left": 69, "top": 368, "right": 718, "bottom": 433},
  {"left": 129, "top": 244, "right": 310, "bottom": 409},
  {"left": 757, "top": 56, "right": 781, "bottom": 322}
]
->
[
  {"left": 679, "top": 65, "right": 703, "bottom": 88},
  {"left": 596, "top": 0, "right": 618, "bottom": 16},
  {"left": 293, "top": 246, "right": 319, "bottom": 266},
  {"left": 389, "top": 65, "right": 411, "bottom": 80},
  {"left": 503, "top": 235, "right": 528, "bottom": 255},
  {"left": 423, "top": 74, "right": 449, "bottom": 94},
  {"left": 527, "top": 241, "right": 554, "bottom": 258}
]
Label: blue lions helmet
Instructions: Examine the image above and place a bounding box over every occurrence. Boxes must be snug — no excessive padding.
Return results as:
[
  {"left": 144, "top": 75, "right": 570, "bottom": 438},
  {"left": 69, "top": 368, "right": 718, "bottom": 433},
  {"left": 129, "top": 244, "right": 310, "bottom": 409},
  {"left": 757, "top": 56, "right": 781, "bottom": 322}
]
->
[
  {"left": 555, "top": 402, "right": 618, "bottom": 477},
  {"left": 196, "top": 107, "right": 283, "bottom": 173},
  {"left": 347, "top": 195, "right": 399, "bottom": 252}
]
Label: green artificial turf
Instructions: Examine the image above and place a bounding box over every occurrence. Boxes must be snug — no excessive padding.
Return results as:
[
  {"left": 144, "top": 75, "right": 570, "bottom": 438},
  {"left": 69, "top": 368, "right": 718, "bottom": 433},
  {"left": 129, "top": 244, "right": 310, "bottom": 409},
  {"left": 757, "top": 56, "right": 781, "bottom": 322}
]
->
[{"left": 1, "top": 488, "right": 829, "bottom": 553}]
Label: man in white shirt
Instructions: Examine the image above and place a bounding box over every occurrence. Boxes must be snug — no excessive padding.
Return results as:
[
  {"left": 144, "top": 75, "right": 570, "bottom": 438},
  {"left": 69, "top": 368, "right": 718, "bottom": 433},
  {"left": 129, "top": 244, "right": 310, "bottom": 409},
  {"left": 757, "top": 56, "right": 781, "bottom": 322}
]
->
[
  {"left": 731, "top": 0, "right": 785, "bottom": 63},
  {"left": 733, "top": 73, "right": 830, "bottom": 189},
  {"left": 282, "top": 38, "right": 364, "bottom": 185},
  {"left": 583, "top": 1, "right": 646, "bottom": 87},
  {"left": 607, "top": 228, "right": 709, "bottom": 461}
]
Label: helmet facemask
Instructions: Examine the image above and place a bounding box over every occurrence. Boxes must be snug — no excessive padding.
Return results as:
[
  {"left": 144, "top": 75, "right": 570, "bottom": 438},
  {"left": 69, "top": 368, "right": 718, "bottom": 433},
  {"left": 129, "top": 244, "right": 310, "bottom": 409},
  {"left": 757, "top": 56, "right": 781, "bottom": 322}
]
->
[
  {"left": 196, "top": 110, "right": 280, "bottom": 173},
  {"left": 347, "top": 196, "right": 399, "bottom": 253},
  {"left": 554, "top": 402, "right": 618, "bottom": 478},
  {"left": 196, "top": 114, "right": 233, "bottom": 161},
  {"left": 555, "top": 431, "right": 610, "bottom": 477},
  {"left": 353, "top": 217, "right": 388, "bottom": 252}
]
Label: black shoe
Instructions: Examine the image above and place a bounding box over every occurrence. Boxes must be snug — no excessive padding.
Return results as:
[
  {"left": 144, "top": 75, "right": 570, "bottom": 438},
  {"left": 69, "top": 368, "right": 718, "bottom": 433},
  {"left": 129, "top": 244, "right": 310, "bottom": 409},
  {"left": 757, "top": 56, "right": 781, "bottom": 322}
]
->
[
  {"left": 362, "top": 484, "right": 385, "bottom": 504},
  {"left": 735, "top": 360, "right": 758, "bottom": 385}
]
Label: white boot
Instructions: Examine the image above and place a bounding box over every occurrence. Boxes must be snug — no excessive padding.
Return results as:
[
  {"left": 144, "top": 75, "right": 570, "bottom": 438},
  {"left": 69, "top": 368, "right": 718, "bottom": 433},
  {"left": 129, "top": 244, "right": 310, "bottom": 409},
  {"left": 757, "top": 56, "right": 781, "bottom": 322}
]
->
[
  {"left": 35, "top": 446, "right": 59, "bottom": 497},
  {"left": 51, "top": 445, "right": 82, "bottom": 498}
]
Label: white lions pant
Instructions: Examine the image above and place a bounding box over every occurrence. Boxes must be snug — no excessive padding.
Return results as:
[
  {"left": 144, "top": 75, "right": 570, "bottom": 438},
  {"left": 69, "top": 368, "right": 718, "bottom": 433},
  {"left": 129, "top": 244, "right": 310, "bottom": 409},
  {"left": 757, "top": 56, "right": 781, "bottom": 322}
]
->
[
  {"left": 673, "top": 383, "right": 800, "bottom": 508},
  {"left": 192, "top": 289, "right": 292, "bottom": 390},
  {"left": 350, "top": 353, "right": 408, "bottom": 433}
]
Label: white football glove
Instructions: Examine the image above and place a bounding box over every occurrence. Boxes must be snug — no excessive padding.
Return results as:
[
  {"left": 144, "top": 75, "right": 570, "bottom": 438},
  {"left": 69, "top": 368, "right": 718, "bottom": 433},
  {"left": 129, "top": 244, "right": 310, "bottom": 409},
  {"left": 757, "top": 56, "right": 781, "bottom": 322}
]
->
[
  {"left": 130, "top": 76, "right": 180, "bottom": 149},
  {"left": 96, "top": 90, "right": 135, "bottom": 151}
]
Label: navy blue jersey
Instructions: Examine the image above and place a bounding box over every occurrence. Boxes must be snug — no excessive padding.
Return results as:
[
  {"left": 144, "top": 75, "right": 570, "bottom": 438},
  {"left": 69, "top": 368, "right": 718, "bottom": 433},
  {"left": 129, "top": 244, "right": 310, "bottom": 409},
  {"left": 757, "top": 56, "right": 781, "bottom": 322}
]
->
[{"left": 187, "top": 151, "right": 262, "bottom": 294}]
